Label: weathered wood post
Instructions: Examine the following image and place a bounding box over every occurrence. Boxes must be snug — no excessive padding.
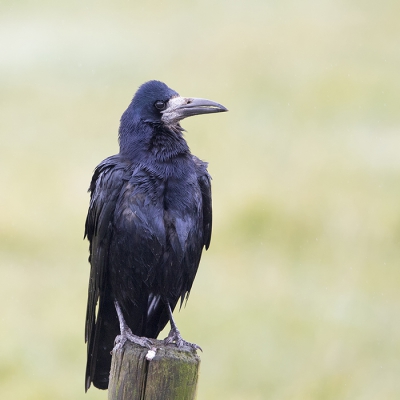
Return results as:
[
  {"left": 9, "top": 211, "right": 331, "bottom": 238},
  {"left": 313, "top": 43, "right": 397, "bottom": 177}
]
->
[{"left": 108, "top": 339, "right": 200, "bottom": 400}]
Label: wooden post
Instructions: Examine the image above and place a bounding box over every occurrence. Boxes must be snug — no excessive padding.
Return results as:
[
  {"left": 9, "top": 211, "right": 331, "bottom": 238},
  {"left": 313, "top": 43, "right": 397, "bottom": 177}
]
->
[{"left": 108, "top": 339, "right": 200, "bottom": 400}]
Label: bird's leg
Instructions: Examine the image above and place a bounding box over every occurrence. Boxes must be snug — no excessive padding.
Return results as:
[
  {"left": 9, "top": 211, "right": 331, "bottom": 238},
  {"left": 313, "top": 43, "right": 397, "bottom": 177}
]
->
[
  {"left": 113, "top": 301, "right": 153, "bottom": 351},
  {"left": 164, "top": 302, "right": 202, "bottom": 352}
]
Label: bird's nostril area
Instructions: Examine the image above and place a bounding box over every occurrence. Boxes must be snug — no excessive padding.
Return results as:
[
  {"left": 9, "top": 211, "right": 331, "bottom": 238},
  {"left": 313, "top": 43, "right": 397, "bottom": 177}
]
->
[{"left": 186, "top": 99, "right": 192, "bottom": 104}]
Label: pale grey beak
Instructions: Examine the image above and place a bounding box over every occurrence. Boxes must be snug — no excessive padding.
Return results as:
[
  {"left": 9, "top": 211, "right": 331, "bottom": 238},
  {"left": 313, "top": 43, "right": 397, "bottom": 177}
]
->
[{"left": 161, "top": 96, "right": 228, "bottom": 125}]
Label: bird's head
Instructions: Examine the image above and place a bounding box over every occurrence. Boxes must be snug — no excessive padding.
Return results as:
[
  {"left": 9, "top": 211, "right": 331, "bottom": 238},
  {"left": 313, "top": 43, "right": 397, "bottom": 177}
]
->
[{"left": 121, "top": 80, "right": 227, "bottom": 132}]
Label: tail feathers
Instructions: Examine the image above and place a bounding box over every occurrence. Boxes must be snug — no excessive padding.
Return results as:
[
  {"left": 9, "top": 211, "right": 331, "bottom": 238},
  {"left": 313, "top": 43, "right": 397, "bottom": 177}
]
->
[{"left": 85, "top": 297, "right": 119, "bottom": 391}]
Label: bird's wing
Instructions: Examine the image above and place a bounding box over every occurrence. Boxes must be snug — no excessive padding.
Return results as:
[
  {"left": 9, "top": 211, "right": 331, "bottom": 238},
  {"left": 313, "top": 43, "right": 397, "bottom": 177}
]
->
[
  {"left": 167, "top": 157, "right": 212, "bottom": 307},
  {"left": 193, "top": 157, "right": 212, "bottom": 249},
  {"left": 199, "top": 171, "right": 212, "bottom": 249},
  {"left": 84, "top": 155, "right": 127, "bottom": 344}
]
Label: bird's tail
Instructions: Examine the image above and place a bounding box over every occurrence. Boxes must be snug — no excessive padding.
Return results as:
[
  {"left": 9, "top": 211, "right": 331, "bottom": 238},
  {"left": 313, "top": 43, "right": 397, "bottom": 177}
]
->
[{"left": 85, "top": 294, "right": 119, "bottom": 391}]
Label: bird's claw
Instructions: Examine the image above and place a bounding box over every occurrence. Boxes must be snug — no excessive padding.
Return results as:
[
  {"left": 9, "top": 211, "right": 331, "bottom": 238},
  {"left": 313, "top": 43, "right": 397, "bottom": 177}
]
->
[
  {"left": 113, "top": 329, "right": 153, "bottom": 352},
  {"left": 164, "top": 328, "right": 202, "bottom": 352}
]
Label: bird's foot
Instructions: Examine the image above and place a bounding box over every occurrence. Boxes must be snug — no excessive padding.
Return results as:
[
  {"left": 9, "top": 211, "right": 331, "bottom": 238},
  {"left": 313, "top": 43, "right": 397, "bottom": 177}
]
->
[
  {"left": 164, "top": 328, "right": 202, "bottom": 352},
  {"left": 113, "top": 327, "right": 153, "bottom": 352}
]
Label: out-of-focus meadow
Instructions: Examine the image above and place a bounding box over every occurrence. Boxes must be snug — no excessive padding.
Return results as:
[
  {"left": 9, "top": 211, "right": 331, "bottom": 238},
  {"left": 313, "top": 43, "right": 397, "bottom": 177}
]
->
[{"left": 1, "top": 1, "right": 400, "bottom": 399}]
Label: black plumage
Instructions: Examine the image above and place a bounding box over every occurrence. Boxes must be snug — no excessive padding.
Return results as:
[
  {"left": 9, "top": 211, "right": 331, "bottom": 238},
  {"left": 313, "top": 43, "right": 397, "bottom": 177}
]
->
[{"left": 84, "top": 80, "right": 227, "bottom": 391}]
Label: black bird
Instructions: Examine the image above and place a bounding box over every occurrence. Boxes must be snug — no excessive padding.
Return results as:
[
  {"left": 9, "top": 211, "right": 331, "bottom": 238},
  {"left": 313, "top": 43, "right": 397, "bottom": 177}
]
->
[{"left": 84, "top": 80, "right": 227, "bottom": 391}]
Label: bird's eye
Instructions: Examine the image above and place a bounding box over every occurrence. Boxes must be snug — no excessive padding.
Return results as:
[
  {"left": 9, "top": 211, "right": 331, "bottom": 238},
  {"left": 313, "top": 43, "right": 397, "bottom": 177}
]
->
[{"left": 154, "top": 100, "right": 166, "bottom": 110}]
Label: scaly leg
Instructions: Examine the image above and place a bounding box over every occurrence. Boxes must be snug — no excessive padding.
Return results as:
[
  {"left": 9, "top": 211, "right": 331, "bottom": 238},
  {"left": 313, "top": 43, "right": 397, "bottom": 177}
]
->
[
  {"left": 164, "top": 302, "right": 202, "bottom": 351},
  {"left": 113, "top": 301, "right": 153, "bottom": 351}
]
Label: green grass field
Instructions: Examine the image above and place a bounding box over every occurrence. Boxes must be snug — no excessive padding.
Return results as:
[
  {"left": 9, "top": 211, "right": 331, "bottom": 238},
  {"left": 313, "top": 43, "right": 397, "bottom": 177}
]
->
[{"left": 1, "top": 1, "right": 400, "bottom": 399}]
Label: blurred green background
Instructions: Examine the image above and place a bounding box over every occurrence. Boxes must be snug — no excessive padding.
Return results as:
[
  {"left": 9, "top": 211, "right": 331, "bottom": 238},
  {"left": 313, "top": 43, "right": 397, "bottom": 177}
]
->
[{"left": 1, "top": 1, "right": 400, "bottom": 399}]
